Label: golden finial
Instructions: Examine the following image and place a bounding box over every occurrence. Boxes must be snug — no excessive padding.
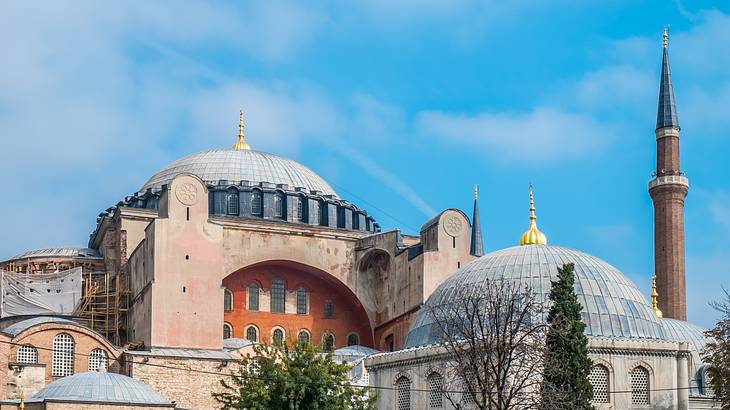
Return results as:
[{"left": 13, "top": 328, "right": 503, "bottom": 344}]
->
[
  {"left": 19, "top": 391, "right": 24, "bottom": 410},
  {"left": 663, "top": 26, "right": 669, "bottom": 49},
  {"left": 232, "top": 110, "right": 251, "bottom": 150},
  {"left": 519, "top": 185, "right": 548, "bottom": 246},
  {"left": 651, "top": 274, "right": 663, "bottom": 318},
  {"left": 474, "top": 185, "right": 478, "bottom": 200}
]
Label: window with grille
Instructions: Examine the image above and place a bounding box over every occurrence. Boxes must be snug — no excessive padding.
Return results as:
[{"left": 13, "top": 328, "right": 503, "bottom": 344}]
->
[
  {"left": 428, "top": 372, "right": 444, "bottom": 408},
  {"left": 274, "top": 193, "right": 284, "bottom": 218},
  {"left": 223, "top": 323, "right": 232, "bottom": 339},
  {"left": 251, "top": 191, "right": 263, "bottom": 215},
  {"left": 589, "top": 365, "right": 610, "bottom": 403},
  {"left": 324, "top": 299, "right": 333, "bottom": 319},
  {"left": 16, "top": 345, "right": 38, "bottom": 364},
  {"left": 88, "top": 348, "right": 108, "bottom": 372},
  {"left": 224, "top": 289, "right": 233, "bottom": 312},
  {"left": 322, "top": 333, "right": 335, "bottom": 352},
  {"left": 52, "top": 333, "right": 75, "bottom": 377},
  {"left": 298, "top": 330, "right": 310, "bottom": 344},
  {"left": 226, "top": 190, "right": 239, "bottom": 215},
  {"left": 630, "top": 366, "right": 650, "bottom": 405},
  {"left": 272, "top": 328, "right": 284, "bottom": 346},
  {"left": 462, "top": 371, "right": 476, "bottom": 404},
  {"left": 271, "top": 279, "right": 286, "bottom": 313},
  {"left": 246, "top": 326, "right": 258, "bottom": 342},
  {"left": 296, "top": 287, "right": 308, "bottom": 314},
  {"left": 248, "top": 283, "right": 260, "bottom": 311},
  {"left": 396, "top": 376, "right": 411, "bottom": 410},
  {"left": 347, "top": 333, "right": 359, "bottom": 347}
]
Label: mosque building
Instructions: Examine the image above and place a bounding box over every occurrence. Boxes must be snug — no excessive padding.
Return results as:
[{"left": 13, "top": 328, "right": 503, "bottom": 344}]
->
[{"left": 0, "top": 30, "right": 718, "bottom": 409}]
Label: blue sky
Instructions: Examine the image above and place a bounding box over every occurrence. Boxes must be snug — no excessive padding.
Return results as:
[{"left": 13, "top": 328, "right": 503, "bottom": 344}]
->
[{"left": 0, "top": 1, "right": 728, "bottom": 326}]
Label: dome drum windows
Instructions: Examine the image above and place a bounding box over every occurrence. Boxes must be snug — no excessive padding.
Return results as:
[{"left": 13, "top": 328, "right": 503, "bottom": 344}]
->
[
  {"left": 225, "top": 188, "right": 239, "bottom": 216},
  {"left": 273, "top": 192, "right": 286, "bottom": 219},
  {"left": 630, "top": 365, "right": 651, "bottom": 405},
  {"left": 589, "top": 365, "right": 610, "bottom": 404},
  {"left": 251, "top": 190, "right": 263, "bottom": 216},
  {"left": 271, "top": 279, "right": 286, "bottom": 313}
]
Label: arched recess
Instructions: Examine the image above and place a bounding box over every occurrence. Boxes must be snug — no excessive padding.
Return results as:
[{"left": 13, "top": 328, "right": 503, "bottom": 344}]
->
[
  {"left": 358, "top": 249, "right": 391, "bottom": 312},
  {"left": 222, "top": 259, "right": 374, "bottom": 348}
]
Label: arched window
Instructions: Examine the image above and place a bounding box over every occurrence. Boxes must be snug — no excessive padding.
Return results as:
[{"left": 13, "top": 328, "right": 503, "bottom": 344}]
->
[
  {"left": 296, "top": 287, "right": 308, "bottom": 315},
  {"left": 589, "top": 364, "right": 610, "bottom": 403},
  {"left": 226, "top": 189, "right": 239, "bottom": 215},
  {"left": 274, "top": 192, "right": 285, "bottom": 219},
  {"left": 630, "top": 366, "right": 650, "bottom": 405},
  {"left": 428, "top": 372, "right": 444, "bottom": 408},
  {"left": 246, "top": 325, "right": 258, "bottom": 342},
  {"left": 272, "top": 328, "right": 284, "bottom": 347},
  {"left": 251, "top": 190, "right": 263, "bottom": 216},
  {"left": 324, "top": 299, "right": 334, "bottom": 319},
  {"left": 224, "top": 288, "right": 233, "bottom": 312},
  {"left": 248, "top": 283, "right": 260, "bottom": 311},
  {"left": 223, "top": 323, "right": 233, "bottom": 339},
  {"left": 52, "top": 333, "right": 75, "bottom": 377},
  {"left": 322, "top": 332, "right": 335, "bottom": 352},
  {"left": 297, "top": 195, "right": 306, "bottom": 222},
  {"left": 271, "top": 278, "right": 286, "bottom": 313},
  {"left": 347, "top": 333, "right": 359, "bottom": 347},
  {"left": 396, "top": 376, "right": 411, "bottom": 410},
  {"left": 16, "top": 345, "right": 38, "bottom": 364},
  {"left": 297, "top": 330, "right": 310, "bottom": 344},
  {"left": 88, "top": 348, "right": 108, "bottom": 372}
]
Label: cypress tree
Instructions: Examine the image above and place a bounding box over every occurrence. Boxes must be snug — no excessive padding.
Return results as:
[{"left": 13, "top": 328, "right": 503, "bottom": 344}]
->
[{"left": 541, "top": 263, "right": 594, "bottom": 409}]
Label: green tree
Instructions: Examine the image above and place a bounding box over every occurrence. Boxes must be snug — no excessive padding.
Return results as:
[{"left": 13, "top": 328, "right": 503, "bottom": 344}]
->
[
  {"left": 702, "top": 288, "right": 730, "bottom": 408},
  {"left": 213, "top": 341, "right": 377, "bottom": 410},
  {"left": 540, "top": 263, "right": 594, "bottom": 409}
]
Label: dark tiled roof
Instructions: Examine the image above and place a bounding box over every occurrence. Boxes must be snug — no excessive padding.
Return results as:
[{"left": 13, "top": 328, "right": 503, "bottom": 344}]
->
[{"left": 656, "top": 47, "right": 679, "bottom": 130}]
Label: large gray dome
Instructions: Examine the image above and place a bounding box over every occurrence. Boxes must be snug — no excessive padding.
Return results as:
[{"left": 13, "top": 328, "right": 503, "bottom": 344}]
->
[
  {"left": 141, "top": 149, "right": 337, "bottom": 197},
  {"left": 32, "top": 371, "right": 171, "bottom": 406},
  {"left": 405, "top": 245, "right": 667, "bottom": 348}
]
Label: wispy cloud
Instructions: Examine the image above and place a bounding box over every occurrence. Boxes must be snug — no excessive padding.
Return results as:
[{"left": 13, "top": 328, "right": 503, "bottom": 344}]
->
[{"left": 416, "top": 108, "right": 612, "bottom": 162}]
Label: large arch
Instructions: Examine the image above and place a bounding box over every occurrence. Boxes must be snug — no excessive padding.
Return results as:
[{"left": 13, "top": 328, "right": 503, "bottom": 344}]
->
[{"left": 222, "top": 260, "right": 374, "bottom": 348}]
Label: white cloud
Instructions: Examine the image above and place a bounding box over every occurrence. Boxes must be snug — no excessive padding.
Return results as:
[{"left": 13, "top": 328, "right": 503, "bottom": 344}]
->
[{"left": 416, "top": 108, "right": 611, "bottom": 162}]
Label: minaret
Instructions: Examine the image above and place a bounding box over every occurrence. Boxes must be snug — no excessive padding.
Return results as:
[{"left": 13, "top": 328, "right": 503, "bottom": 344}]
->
[
  {"left": 232, "top": 110, "right": 251, "bottom": 150},
  {"left": 649, "top": 27, "right": 689, "bottom": 320},
  {"left": 470, "top": 185, "right": 484, "bottom": 257}
]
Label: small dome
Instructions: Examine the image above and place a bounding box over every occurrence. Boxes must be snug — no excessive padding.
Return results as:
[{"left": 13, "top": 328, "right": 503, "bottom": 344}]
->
[
  {"left": 405, "top": 245, "right": 667, "bottom": 348},
  {"left": 32, "top": 372, "right": 171, "bottom": 406},
  {"left": 662, "top": 318, "right": 708, "bottom": 369},
  {"left": 140, "top": 149, "right": 337, "bottom": 197}
]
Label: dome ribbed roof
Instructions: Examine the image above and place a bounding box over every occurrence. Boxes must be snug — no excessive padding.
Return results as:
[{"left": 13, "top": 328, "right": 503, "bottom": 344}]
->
[
  {"left": 140, "top": 149, "right": 337, "bottom": 197},
  {"left": 405, "top": 245, "right": 667, "bottom": 348},
  {"left": 32, "top": 372, "right": 171, "bottom": 406}
]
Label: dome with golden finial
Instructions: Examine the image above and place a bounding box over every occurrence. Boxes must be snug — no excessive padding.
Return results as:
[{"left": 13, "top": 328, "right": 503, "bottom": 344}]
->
[{"left": 519, "top": 185, "right": 547, "bottom": 246}]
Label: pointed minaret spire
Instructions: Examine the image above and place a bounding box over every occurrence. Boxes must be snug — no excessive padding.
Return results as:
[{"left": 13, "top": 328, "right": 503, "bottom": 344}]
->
[
  {"left": 232, "top": 110, "right": 251, "bottom": 150},
  {"left": 649, "top": 26, "right": 689, "bottom": 320},
  {"left": 656, "top": 26, "right": 679, "bottom": 131},
  {"left": 470, "top": 185, "right": 484, "bottom": 257}
]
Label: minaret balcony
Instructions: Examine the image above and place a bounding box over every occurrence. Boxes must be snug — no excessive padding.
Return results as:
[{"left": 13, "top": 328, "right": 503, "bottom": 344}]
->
[{"left": 648, "top": 175, "right": 689, "bottom": 190}]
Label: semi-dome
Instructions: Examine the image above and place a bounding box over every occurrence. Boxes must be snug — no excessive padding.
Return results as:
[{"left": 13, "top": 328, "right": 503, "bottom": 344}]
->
[
  {"left": 405, "top": 245, "right": 667, "bottom": 348},
  {"left": 32, "top": 371, "right": 172, "bottom": 406},
  {"left": 140, "top": 149, "right": 338, "bottom": 197}
]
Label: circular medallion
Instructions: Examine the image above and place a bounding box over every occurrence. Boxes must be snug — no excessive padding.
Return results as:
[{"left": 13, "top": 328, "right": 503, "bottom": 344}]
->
[
  {"left": 175, "top": 182, "right": 199, "bottom": 206},
  {"left": 443, "top": 213, "right": 464, "bottom": 237}
]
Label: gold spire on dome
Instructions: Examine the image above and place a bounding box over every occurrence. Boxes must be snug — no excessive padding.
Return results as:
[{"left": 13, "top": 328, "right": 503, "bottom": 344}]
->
[
  {"left": 519, "top": 185, "right": 548, "bottom": 246},
  {"left": 651, "top": 275, "right": 663, "bottom": 318},
  {"left": 232, "top": 110, "right": 251, "bottom": 150},
  {"left": 19, "top": 391, "right": 24, "bottom": 410},
  {"left": 663, "top": 26, "right": 669, "bottom": 48}
]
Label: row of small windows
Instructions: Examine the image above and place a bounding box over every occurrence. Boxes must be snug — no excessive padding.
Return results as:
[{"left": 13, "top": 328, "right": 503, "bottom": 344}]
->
[
  {"left": 223, "top": 324, "right": 359, "bottom": 352},
  {"left": 217, "top": 189, "right": 375, "bottom": 231},
  {"left": 225, "top": 283, "right": 331, "bottom": 318},
  {"left": 17, "top": 335, "right": 108, "bottom": 377},
  {"left": 394, "top": 364, "right": 652, "bottom": 409}
]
